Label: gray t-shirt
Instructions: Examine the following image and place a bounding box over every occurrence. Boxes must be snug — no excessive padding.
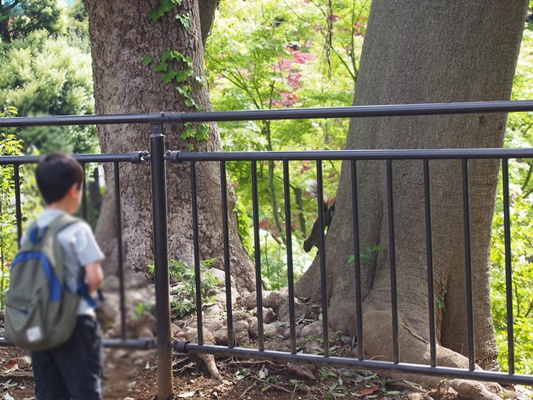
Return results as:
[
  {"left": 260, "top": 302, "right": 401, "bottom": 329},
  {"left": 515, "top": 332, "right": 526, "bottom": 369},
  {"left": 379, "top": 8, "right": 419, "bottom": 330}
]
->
[{"left": 30, "top": 210, "right": 105, "bottom": 317}]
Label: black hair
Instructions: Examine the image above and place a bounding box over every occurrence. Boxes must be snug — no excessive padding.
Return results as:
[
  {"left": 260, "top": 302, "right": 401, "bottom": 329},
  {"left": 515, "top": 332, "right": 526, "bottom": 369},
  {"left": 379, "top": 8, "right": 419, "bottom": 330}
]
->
[{"left": 35, "top": 152, "right": 84, "bottom": 205}]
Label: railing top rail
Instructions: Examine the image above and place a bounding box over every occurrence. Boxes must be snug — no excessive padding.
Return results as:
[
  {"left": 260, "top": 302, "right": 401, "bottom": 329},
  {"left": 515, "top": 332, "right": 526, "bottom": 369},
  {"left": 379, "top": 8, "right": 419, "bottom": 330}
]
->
[
  {"left": 3, "top": 148, "right": 533, "bottom": 165},
  {"left": 173, "top": 147, "right": 533, "bottom": 162},
  {"left": 1, "top": 100, "right": 533, "bottom": 128},
  {"left": 0, "top": 152, "right": 147, "bottom": 165}
]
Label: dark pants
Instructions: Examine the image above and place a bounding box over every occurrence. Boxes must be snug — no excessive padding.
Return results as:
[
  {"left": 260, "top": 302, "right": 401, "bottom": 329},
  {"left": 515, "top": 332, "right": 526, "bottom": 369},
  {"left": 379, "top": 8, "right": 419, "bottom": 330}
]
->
[{"left": 32, "top": 315, "right": 103, "bottom": 400}]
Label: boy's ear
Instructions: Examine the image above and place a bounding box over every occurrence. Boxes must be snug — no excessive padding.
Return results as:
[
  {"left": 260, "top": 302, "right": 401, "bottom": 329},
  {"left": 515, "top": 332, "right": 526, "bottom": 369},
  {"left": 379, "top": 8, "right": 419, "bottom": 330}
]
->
[{"left": 68, "top": 183, "right": 81, "bottom": 198}]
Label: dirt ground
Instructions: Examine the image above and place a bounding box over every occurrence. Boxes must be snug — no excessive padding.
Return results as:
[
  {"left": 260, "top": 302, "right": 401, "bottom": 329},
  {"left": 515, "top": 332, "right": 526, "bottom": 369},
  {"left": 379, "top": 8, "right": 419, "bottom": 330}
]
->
[
  {"left": 0, "top": 345, "right": 531, "bottom": 400},
  {"left": 0, "top": 285, "right": 530, "bottom": 400}
]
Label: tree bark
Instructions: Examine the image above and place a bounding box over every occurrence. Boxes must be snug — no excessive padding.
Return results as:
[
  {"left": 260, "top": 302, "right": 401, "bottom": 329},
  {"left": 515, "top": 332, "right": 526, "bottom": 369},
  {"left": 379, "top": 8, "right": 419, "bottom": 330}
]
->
[
  {"left": 199, "top": 0, "right": 218, "bottom": 45},
  {"left": 295, "top": 0, "right": 528, "bottom": 367},
  {"left": 84, "top": 0, "right": 255, "bottom": 291}
]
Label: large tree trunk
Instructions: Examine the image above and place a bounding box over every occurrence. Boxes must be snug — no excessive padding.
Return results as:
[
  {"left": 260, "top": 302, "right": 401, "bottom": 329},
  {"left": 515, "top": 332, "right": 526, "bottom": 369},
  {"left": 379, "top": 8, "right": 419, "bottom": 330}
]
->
[
  {"left": 296, "top": 0, "right": 527, "bottom": 368},
  {"left": 84, "top": 0, "right": 255, "bottom": 291}
]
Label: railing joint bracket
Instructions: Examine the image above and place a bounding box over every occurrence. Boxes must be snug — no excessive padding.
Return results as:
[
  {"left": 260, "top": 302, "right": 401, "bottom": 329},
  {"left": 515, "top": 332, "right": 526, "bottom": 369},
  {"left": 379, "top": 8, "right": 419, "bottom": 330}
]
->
[
  {"left": 172, "top": 340, "right": 190, "bottom": 353},
  {"left": 130, "top": 151, "right": 150, "bottom": 164}
]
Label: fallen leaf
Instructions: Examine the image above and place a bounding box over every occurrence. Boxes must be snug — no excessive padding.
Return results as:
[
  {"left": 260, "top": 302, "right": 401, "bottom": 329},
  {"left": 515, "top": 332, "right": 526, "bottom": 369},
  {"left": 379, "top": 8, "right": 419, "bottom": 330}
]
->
[
  {"left": 258, "top": 367, "right": 268, "bottom": 379},
  {"left": 359, "top": 385, "right": 379, "bottom": 396},
  {"left": 177, "top": 391, "right": 196, "bottom": 398},
  {"left": 4, "top": 359, "right": 18, "bottom": 372},
  {"left": 2, "top": 380, "right": 17, "bottom": 389},
  {"left": 287, "top": 363, "right": 316, "bottom": 380}
]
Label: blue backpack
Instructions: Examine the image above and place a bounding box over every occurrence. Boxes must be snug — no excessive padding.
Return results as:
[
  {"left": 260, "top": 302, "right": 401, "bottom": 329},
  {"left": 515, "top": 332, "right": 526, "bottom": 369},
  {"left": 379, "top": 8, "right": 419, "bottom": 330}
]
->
[{"left": 4, "top": 214, "right": 93, "bottom": 351}]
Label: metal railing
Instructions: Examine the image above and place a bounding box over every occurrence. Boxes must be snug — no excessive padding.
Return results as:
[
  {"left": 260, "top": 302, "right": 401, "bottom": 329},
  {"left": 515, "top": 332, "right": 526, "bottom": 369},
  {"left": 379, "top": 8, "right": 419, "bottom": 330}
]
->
[
  {"left": 171, "top": 147, "right": 533, "bottom": 385},
  {"left": 1, "top": 100, "right": 533, "bottom": 399}
]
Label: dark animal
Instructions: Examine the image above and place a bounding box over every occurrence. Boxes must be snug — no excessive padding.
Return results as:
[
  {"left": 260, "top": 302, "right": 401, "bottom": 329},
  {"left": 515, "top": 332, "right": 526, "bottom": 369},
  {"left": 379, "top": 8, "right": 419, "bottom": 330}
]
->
[{"left": 303, "top": 200, "right": 335, "bottom": 252}]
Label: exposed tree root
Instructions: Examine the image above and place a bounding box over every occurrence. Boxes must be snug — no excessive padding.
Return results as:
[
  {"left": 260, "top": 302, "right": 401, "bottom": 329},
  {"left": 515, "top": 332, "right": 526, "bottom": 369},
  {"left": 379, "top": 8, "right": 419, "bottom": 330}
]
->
[
  {"left": 100, "top": 284, "right": 517, "bottom": 400},
  {"left": 362, "top": 310, "right": 505, "bottom": 400}
]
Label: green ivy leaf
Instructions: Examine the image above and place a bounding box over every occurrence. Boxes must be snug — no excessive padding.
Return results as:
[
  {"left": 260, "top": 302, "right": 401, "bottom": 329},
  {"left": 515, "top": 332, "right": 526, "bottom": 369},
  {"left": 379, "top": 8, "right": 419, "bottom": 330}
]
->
[
  {"left": 149, "top": 0, "right": 182, "bottom": 21},
  {"left": 181, "top": 129, "right": 196, "bottom": 140},
  {"left": 148, "top": 8, "right": 163, "bottom": 21},
  {"left": 176, "top": 12, "right": 191, "bottom": 30},
  {"left": 161, "top": 70, "right": 179, "bottom": 84},
  {"left": 196, "top": 123, "right": 210, "bottom": 140},
  {"left": 175, "top": 70, "right": 190, "bottom": 83},
  {"left": 161, "top": 50, "right": 173, "bottom": 62},
  {"left": 153, "top": 61, "right": 168, "bottom": 72}
]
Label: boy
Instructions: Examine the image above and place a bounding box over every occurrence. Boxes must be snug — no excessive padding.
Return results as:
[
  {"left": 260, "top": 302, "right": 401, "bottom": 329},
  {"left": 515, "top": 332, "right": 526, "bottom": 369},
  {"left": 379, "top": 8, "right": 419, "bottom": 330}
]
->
[{"left": 30, "top": 152, "right": 105, "bottom": 399}]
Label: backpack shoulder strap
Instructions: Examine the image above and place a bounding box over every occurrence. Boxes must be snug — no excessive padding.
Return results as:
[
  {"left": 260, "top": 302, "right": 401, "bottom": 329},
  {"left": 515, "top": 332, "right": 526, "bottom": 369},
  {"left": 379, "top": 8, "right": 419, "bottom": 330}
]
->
[
  {"left": 46, "top": 214, "right": 81, "bottom": 236},
  {"left": 76, "top": 276, "right": 103, "bottom": 309},
  {"left": 47, "top": 214, "right": 103, "bottom": 308},
  {"left": 23, "top": 214, "right": 81, "bottom": 248}
]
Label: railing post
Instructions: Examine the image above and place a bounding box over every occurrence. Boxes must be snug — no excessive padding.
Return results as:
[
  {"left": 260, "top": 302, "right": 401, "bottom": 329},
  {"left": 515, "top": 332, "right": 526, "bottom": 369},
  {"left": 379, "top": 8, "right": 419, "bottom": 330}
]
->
[{"left": 150, "top": 121, "right": 173, "bottom": 400}]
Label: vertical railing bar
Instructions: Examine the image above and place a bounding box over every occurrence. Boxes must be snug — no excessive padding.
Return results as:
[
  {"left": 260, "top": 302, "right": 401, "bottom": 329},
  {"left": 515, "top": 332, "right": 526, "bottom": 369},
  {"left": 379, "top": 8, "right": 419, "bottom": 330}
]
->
[
  {"left": 386, "top": 160, "right": 399, "bottom": 363},
  {"left": 316, "top": 160, "right": 329, "bottom": 358},
  {"left": 351, "top": 160, "right": 364, "bottom": 360},
  {"left": 190, "top": 161, "right": 204, "bottom": 345},
  {"left": 13, "top": 165, "right": 22, "bottom": 246},
  {"left": 220, "top": 161, "right": 234, "bottom": 348},
  {"left": 113, "top": 161, "right": 127, "bottom": 341},
  {"left": 423, "top": 159, "right": 437, "bottom": 367},
  {"left": 251, "top": 161, "right": 264, "bottom": 351},
  {"left": 150, "top": 122, "right": 173, "bottom": 400},
  {"left": 462, "top": 158, "right": 475, "bottom": 371},
  {"left": 283, "top": 159, "right": 297, "bottom": 354},
  {"left": 81, "top": 162, "right": 88, "bottom": 221},
  {"left": 502, "top": 158, "right": 515, "bottom": 374}
]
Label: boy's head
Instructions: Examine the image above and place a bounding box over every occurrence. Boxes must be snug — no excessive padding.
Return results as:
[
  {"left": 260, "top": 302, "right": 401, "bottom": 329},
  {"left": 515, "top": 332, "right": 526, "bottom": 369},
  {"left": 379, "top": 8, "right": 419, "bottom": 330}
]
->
[{"left": 36, "top": 152, "right": 84, "bottom": 205}]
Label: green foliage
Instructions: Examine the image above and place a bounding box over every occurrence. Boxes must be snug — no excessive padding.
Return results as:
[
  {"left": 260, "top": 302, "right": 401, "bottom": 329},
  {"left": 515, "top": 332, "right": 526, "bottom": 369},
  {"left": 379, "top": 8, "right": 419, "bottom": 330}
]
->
[
  {"left": 0, "top": 105, "right": 41, "bottom": 308},
  {"left": 152, "top": 50, "right": 194, "bottom": 82},
  {"left": 64, "top": 0, "right": 91, "bottom": 52},
  {"left": 0, "top": 0, "right": 65, "bottom": 44},
  {"left": 149, "top": 258, "right": 223, "bottom": 319},
  {"left": 0, "top": 106, "right": 21, "bottom": 307},
  {"left": 0, "top": 29, "right": 97, "bottom": 153},
  {"left": 346, "top": 244, "right": 382, "bottom": 267},
  {"left": 144, "top": 44, "right": 209, "bottom": 144},
  {"left": 145, "top": 47, "right": 205, "bottom": 116},
  {"left": 259, "top": 230, "right": 314, "bottom": 291},
  {"left": 490, "top": 27, "right": 533, "bottom": 374},
  {"left": 234, "top": 198, "right": 254, "bottom": 256},
  {"left": 491, "top": 162, "right": 533, "bottom": 373},
  {"left": 149, "top": 0, "right": 182, "bottom": 21},
  {"left": 206, "top": 0, "right": 365, "bottom": 112},
  {"left": 175, "top": 12, "right": 191, "bottom": 31},
  {"left": 206, "top": 0, "right": 366, "bottom": 251}
]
